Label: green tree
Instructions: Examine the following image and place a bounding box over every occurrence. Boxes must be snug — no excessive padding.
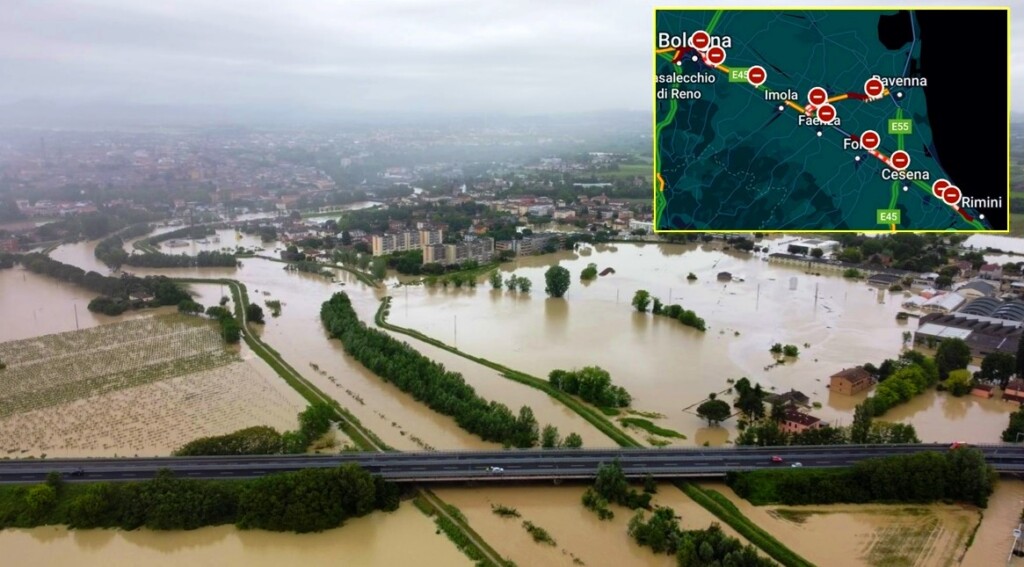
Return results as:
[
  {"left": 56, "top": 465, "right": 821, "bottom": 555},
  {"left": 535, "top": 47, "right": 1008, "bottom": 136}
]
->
[
  {"left": 810, "top": 248, "right": 824, "bottom": 258},
  {"left": 541, "top": 424, "right": 561, "bottom": 448},
  {"left": 580, "top": 263, "right": 598, "bottom": 280},
  {"left": 489, "top": 270, "right": 503, "bottom": 290},
  {"left": 246, "top": 303, "right": 265, "bottom": 324},
  {"left": 980, "top": 352, "right": 1016, "bottom": 388},
  {"left": 850, "top": 403, "right": 872, "bottom": 444},
  {"left": 545, "top": 265, "right": 571, "bottom": 298},
  {"left": 867, "top": 422, "right": 920, "bottom": 444},
  {"left": 839, "top": 247, "right": 863, "bottom": 263},
  {"left": 1002, "top": 407, "right": 1024, "bottom": 442},
  {"left": 25, "top": 484, "right": 58, "bottom": 521},
  {"left": 177, "top": 299, "right": 204, "bottom": 315},
  {"left": 935, "top": 338, "right": 972, "bottom": 379},
  {"left": 505, "top": 274, "right": 518, "bottom": 292},
  {"left": 782, "top": 344, "right": 799, "bottom": 357},
  {"left": 696, "top": 397, "right": 731, "bottom": 426},
  {"left": 517, "top": 277, "right": 532, "bottom": 293},
  {"left": 942, "top": 369, "right": 973, "bottom": 396},
  {"left": 651, "top": 298, "right": 663, "bottom": 315},
  {"left": 562, "top": 432, "right": 583, "bottom": 448},
  {"left": 632, "top": 290, "right": 651, "bottom": 313}
]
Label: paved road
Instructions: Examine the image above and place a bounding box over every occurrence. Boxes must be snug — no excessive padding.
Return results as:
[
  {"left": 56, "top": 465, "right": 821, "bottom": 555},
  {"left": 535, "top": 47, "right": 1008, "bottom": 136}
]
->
[{"left": 1, "top": 444, "right": 1021, "bottom": 484}]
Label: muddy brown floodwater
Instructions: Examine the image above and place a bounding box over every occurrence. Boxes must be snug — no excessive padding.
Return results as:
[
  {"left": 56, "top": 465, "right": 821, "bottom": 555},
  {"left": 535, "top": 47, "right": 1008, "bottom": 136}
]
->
[
  {"left": 388, "top": 242, "right": 1013, "bottom": 444},
  {"left": 0, "top": 502, "right": 470, "bottom": 567},
  {"left": 435, "top": 483, "right": 748, "bottom": 567},
  {"left": 701, "top": 481, "right": 981, "bottom": 567}
]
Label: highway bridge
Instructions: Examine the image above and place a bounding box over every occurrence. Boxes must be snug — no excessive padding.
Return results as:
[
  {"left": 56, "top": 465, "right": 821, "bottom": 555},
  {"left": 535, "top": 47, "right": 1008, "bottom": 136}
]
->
[{"left": 1, "top": 444, "right": 1021, "bottom": 484}]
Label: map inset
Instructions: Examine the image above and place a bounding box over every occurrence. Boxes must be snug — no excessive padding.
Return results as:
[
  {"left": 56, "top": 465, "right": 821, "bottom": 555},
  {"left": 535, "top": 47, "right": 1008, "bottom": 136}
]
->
[{"left": 654, "top": 9, "right": 1009, "bottom": 232}]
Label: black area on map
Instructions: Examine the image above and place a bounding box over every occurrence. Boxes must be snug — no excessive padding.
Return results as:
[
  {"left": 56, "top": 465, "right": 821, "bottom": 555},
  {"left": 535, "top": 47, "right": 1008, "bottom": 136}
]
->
[
  {"left": 877, "top": 11, "right": 912, "bottom": 50},
  {"left": 914, "top": 10, "right": 1009, "bottom": 229}
]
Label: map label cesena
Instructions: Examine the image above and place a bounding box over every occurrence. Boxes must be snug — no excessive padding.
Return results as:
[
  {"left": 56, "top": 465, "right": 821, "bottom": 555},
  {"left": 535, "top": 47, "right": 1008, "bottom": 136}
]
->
[{"left": 653, "top": 8, "right": 1010, "bottom": 233}]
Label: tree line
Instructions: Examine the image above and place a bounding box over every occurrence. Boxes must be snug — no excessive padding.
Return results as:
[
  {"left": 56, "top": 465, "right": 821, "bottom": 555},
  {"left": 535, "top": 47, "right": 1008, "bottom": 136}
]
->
[
  {"left": 35, "top": 207, "right": 161, "bottom": 242},
  {"left": 174, "top": 403, "right": 335, "bottom": 456},
  {"left": 628, "top": 508, "right": 772, "bottom": 566},
  {"left": 8, "top": 253, "right": 190, "bottom": 315},
  {"left": 0, "top": 465, "right": 398, "bottom": 534},
  {"left": 728, "top": 448, "right": 995, "bottom": 507},
  {"left": 121, "top": 249, "right": 239, "bottom": 268},
  {"left": 633, "top": 290, "right": 707, "bottom": 332},
  {"left": 144, "top": 225, "right": 217, "bottom": 246},
  {"left": 321, "top": 292, "right": 566, "bottom": 448},
  {"left": 548, "top": 366, "right": 632, "bottom": 408},
  {"left": 860, "top": 350, "right": 941, "bottom": 416},
  {"left": 585, "top": 461, "right": 770, "bottom": 566},
  {"left": 205, "top": 305, "right": 242, "bottom": 344},
  {"left": 93, "top": 223, "right": 153, "bottom": 269}
]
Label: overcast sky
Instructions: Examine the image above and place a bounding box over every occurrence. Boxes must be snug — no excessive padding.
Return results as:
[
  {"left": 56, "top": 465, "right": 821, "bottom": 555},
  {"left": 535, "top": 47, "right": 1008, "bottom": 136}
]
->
[{"left": 1, "top": 0, "right": 1019, "bottom": 117}]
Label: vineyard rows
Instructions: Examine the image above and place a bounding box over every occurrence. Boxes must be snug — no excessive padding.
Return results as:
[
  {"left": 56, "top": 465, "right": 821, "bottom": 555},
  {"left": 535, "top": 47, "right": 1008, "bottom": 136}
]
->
[
  {"left": 0, "top": 361, "right": 305, "bottom": 457},
  {"left": 0, "top": 314, "right": 237, "bottom": 418}
]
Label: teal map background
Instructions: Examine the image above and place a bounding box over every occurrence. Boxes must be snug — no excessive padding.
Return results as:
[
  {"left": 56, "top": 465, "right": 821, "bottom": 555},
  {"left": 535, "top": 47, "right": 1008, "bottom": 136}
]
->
[{"left": 654, "top": 9, "right": 1005, "bottom": 232}]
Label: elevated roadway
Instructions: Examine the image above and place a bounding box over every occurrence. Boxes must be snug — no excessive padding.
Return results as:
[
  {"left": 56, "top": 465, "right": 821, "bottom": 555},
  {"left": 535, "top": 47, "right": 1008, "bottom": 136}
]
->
[{"left": 0, "top": 444, "right": 1020, "bottom": 484}]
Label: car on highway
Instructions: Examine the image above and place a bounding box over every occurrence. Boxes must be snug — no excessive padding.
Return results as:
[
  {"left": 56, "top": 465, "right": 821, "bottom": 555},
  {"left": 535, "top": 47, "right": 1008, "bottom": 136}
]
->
[
  {"left": 791, "top": 462, "right": 803, "bottom": 468},
  {"left": 485, "top": 466, "right": 504, "bottom": 473},
  {"left": 69, "top": 468, "right": 85, "bottom": 477},
  {"left": 949, "top": 441, "right": 968, "bottom": 450},
  {"left": 770, "top": 455, "right": 783, "bottom": 464}
]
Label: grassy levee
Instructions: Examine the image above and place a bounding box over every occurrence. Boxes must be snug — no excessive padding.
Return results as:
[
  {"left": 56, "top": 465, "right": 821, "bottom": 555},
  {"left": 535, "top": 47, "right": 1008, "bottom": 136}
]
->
[
  {"left": 172, "top": 277, "right": 387, "bottom": 452},
  {"left": 173, "top": 277, "right": 503, "bottom": 565},
  {"left": 374, "top": 296, "right": 642, "bottom": 449},
  {"left": 677, "top": 483, "right": 815, "bottom": 567},
  {"left": 414, "top": 493, "right": 513, "bottom": 567},
  {"left": 376, "top": 296, "right": 815, "bottom": 567}
]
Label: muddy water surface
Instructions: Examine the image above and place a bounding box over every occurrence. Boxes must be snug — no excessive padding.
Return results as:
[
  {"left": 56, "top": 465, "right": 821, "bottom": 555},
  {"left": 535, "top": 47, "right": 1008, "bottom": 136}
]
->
[
  {"left": 388, "top": 242, "right": 1012, "bottom": 444},
  {"left": 700, "top": 482, "right": 980, "bottom": 567},
  {"left": 0, "top": 503, "right": 469, "bottom": 567},
  {"left": 435, "top": 483, "right": 747, "bottom": 567}
]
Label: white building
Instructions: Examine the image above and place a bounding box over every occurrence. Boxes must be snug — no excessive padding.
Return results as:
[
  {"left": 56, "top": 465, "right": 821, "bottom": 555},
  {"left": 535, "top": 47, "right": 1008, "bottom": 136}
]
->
[{"left": 921, "top": 292, "right": 966, "bottom": 314}]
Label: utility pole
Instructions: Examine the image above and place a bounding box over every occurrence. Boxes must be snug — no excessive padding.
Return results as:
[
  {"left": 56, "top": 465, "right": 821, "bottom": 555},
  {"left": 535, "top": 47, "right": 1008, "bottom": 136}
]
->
[
  {"left": 73, "top": 303, "right": 79, "bottom": 331},
  {"left": 454, "top": 315, "right": 457, "bottom": 346}
]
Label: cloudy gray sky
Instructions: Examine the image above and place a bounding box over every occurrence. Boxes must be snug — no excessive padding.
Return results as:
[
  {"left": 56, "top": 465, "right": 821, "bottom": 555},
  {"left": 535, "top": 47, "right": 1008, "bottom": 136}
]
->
[{"left": 1, "top": 0, "right": 1019, "bottom": 117}]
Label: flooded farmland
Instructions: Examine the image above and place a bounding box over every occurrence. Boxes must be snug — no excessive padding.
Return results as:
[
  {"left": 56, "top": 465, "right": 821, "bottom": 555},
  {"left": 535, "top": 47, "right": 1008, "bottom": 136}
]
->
[
  {"left": 30, "top": 237, "right": 1017, "bottom": 447},
  {"left": 0, "top": 502, "right": 469, "bottom": 567},
  {"left": 0, "top": 305, "right": 306, "bottom": 457},
  {"left": 700, "top": 482, "right": 981, "bottom": 567},
  {"left": 435, "top": 483, "right": 747, "bottom": 567},
  {"left": 387, "top": 242, "right": 1014, "bottom": 444}
]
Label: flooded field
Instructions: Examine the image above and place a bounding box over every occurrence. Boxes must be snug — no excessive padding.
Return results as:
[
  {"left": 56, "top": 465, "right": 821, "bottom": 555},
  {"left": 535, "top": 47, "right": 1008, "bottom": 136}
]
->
[
  {"left": 961, "top": 479, "right": 1024, "bottom": 566},
  {"left": 387, "top": 242, "right": 1013, "bottom": 444},
  {"left": 435, "top": 483, "right": 747, "bottom": 567},
  {"left": 965, "top": 234, "right": 1024, "bottom": 255},
  {"left": 0, "top": 311, "right": 305, "bottom": 457},
  {"left": 0, "top": 502, "right": 469, "bottom": 567},
  {"left": 0, "top": 268, "right": 146, "bottom": 342},
  {"left": 50, "top": 239, "right": 112, "bottom": 275},
  {"left": 701, "top": 482, "right": 980, "bottom": 567},
  {"left": 33, "top": 236, "right": 1017, "bottom": 447}
]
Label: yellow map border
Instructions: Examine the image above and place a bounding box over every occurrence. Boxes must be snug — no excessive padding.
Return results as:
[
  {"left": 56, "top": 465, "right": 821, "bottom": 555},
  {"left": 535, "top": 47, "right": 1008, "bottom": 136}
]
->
[{"left": 652, "top": 6, "right": 1012, "bottom": 234}]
